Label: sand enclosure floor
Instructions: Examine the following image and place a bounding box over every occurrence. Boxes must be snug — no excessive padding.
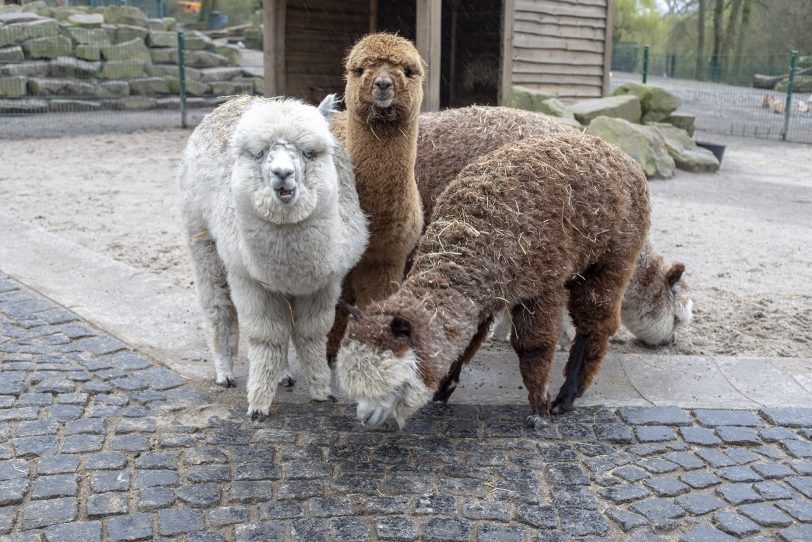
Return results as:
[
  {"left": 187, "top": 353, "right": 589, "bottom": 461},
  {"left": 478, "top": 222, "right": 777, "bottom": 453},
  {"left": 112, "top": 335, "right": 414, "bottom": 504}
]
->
[{"left": 1, "top": 128, "right": 810, "bottom": 358}]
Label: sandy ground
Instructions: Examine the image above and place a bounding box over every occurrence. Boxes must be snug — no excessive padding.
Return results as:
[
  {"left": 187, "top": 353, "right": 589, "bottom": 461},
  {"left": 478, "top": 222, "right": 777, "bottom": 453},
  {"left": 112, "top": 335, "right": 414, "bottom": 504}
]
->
[{"left": 1, "top": 128, "right": 810, "bottom": 358}]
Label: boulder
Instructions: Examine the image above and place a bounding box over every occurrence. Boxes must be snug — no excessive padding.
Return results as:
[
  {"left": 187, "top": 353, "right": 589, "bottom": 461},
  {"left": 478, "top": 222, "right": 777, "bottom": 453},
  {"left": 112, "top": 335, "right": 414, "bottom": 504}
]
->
[
  {"left": 97, "top": 80, "right": 130, "bottom": 97},
  {"left": 0, "top": 75, "right": 27, "bottom": 97},
  {"left": 105, "top": 95, "right": 157, "bottom": 110},
  {"left": 49, "top": 98, "right": 102, "bottom": 112},
  {"left": 100, "top": 61, "right": 147, "bottom": 79},
  {"left": 799, "top": 56, "right": 812, "bottom": 70},
  {"left": 20, "top": 2, "right": 51, "bottom": 17},
  {"left": 184, "top": 31, "right": 214, "bottom": 51},
  {"left": 209, "top": 80, "right": 253, "bottom": 96},
  {"left": 67, "top": 27, "right": 111, "bottom": 46},
  {"left": 147, "top": 19, "right": 168, "bottom": 31},
  {"left": 752, "top": 73, "right": 783, "bottom": 90},
  {"left": 168, "top": 78, "right": 209, "bottom": 96},
  {"left": 585, "top": 116, "right": 675, "bottom": 179},
  {"left": 101, "top": 6, "right": 148, "bottom": 28},
  {"left": 67, "top": 13, "right": 104, "bottom": 27},
  {"left": 129, "top": 76, "right": 170, "bottom": 95},
  {"left": 0, "top": 18, "right": 60, "bottom": 47},
  {"left": 0, "top": 98, "right": 48, "bottom": 113},
  {"left": 0, "top": 60, "right": 50, "bottom": 77},
  {"left": 0, "top": 45, "right": 24, "bottom": 62},
  {"left": 147, "top": 30, "right": 176, "bottom": 48},
  {"left": 149, "top": 64, "right": 201, "bottom": 81},
  {"left": 162, "top": 18, "right": 178, "bottom": 32},
  {"left": 650, "top": 123, "right": 720, "bottom": 172},
  {"left": 0, "top": 12, "right": 43, "bottom": 24},
  {"left": 776, "top": 75, "right": 812, "bottom": 93},
  {"left": 199, "top": 67, "right": 244, "bottom": 82},
  {"left": 570, "top": 95, "right": 642, "bottom": 125},
  {"left": 22, "top": 35, "right": 73, "bottom": 59},
  {"left": 507, "top": 85, "right": 554, "bottom": 112},
  {"left": 611, "top": 82, "right": 681, "bottom": 123},
  {"left": 27, "top": 77, "right": 96, "bottom": 96},
  {"left": 663, "top": 112, "right": 695, "bottom": 136},
  {"left": 100, "top": 38, "right": 150, "bottom": 63},
  {"left": 75, "top": 44, "right": 100, "bottom": 61},
  {"left": 214, "top": 44, "right": 241, "bottom": 65},
  {"left": 185, "top": 50, "right": 229, "bottom": 68},
  {"left": 111, "top": 25, "right": 148, "bottom": 44},
  {"left": 150, "top": 47, "right": 177, "bottom": 64},
  {"left": 536, "top": 97, "right": 577, "bottom": 122},
  {"left": 49, "top": 57, "right": 100, "bottom": 79}
]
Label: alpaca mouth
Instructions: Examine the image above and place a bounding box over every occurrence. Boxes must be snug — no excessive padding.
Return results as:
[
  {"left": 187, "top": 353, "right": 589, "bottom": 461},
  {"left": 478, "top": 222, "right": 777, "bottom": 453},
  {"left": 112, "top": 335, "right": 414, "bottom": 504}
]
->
[
  {"left": 276, "top": 186, "right": 296, "bottom": 204},
  {"left": 374, "top": 97, "right": 393, "bottom": 108}
]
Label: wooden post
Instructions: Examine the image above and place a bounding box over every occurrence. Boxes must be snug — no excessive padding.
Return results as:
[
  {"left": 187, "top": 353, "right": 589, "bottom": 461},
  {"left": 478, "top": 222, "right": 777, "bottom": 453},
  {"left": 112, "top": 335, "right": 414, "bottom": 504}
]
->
[
  {"left": 262, "top": 0, "right": 286, "bottom": 97},
  {"left": 416, "top": 0, "right": 441, "bottom": 112},
  {"left": 369, "top": 0, "right": 378, "bottom": 33},
  {"left": 602, "top": 0, "right": 614, "bottom": 96},
  {"left": 448, "top": 0, "right": 458, "bottom": 106},
  {"left": 498, "top": 0, "right": 514, "bottom": 106}
]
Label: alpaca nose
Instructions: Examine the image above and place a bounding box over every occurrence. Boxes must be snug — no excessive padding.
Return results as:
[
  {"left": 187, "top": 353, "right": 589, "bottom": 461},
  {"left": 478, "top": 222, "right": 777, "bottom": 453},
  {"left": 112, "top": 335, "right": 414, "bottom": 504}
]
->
[
  {"left": 373, "top": 76, "right": 393, "bottom": 91},
  {"left": 271, "top": 165, "right": 294, "bottom": 183}
]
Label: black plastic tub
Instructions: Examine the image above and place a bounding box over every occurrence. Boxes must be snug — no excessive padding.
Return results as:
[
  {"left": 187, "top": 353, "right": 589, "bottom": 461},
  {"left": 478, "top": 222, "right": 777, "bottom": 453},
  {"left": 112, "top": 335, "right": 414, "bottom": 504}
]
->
[{"left": 696, "top": 141, "right": 726, "bottom": 164}]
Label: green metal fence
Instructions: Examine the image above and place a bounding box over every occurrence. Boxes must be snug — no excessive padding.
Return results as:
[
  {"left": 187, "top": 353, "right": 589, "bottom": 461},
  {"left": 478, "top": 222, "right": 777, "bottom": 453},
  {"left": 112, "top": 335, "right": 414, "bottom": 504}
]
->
[{"left": 612, "top": 45, "right": 812, "bottom": 143}]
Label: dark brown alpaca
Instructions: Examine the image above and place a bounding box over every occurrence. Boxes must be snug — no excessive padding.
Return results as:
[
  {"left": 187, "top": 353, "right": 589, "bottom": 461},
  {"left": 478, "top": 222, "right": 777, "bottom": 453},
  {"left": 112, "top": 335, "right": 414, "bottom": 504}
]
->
[{"left": 337, "top": 133, "right": 651, "bottom": 428}]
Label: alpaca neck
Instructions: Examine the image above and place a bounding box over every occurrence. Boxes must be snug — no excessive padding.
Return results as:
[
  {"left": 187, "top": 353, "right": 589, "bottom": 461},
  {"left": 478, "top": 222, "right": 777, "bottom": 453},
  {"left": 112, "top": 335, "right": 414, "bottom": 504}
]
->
[{"left": 346, "top": 113, "right": 418, "bottom": 196}]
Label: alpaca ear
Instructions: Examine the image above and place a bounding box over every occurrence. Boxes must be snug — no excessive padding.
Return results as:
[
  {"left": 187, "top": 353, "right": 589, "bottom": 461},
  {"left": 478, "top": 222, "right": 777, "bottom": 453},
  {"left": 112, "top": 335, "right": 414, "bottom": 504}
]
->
[
  {"left": 390, "top": 315, "right": 412, "bottom": 339},
  {"left": 666, "top": 263, "right": 685, "bottom": 288},
  {"left": 317, "top": 94, "right": 338, "bottom": 119},
  {"left": 338, "top": 298, "right": 362, "bottom": 321}
]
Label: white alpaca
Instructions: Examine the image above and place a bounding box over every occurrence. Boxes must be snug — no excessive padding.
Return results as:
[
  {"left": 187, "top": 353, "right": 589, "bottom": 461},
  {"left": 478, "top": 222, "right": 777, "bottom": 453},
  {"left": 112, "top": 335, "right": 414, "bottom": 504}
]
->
[{"left": 178, "top": 95, "right": 368, "bottom": 418}]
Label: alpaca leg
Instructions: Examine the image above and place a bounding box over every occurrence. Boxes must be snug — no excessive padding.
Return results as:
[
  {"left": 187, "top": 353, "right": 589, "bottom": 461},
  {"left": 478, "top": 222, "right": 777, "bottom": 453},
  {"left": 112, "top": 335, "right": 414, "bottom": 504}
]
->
[
  {"left": 292, "top": 281, "right": 341, "bottom": 402},
  {"left": 351, "top": 259, "right": 405, "bottom": 308},
  {"left": 509, "top": 295, "right": 565, "bottom": 428},
  {"left": 433, "top": 315, "right": 493, "bottom": 403},
  {"left": 229, "top": 275, "right": 292, "bottom": 419},
  {"left": 552, "top": 261, "right": 630, "bottom": 414},
  {"left": 489, "top": 308, "right": 513, "bottom": 342},
  {"left": 326, "top": 275, "right": 355, "bottom": 367},
  {"left": 187, "top": 232, "right": 239, "bottom": 388}
]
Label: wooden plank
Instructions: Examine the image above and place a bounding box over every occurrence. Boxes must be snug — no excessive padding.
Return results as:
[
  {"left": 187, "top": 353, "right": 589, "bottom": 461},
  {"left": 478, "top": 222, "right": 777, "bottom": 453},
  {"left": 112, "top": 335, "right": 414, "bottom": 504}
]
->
[
  {"left": 513, "top": 49, "right": 604, "bottom": 65},
  {"left": 539, "top": 0, "right": 606, "bottom": 6},
  {"left": 514, "top": 21, "right": 605, "bottom": 40},
  {"left": 370, "top": 0, "right": 378, "bottom": 32},
  {"left": 515, "top": 11, "right": 605, "bottom": 28},
  {"left": 263, "top": 0, "right": 285, "bottom": 96},
  {"left": 515, "top": 1, "right": 607, "bottom": 18},
  {"left": 514, "top": 34, "right": 605, "bottom": 53},
  {"left": 517, "top": 82, "right": 602, "bottom": 98},
  {"left": 416, "top": 0, "right": 441, "bottom": 112},
  {"left": 602, "top": 0, "right": 613, "bottom": 96},
  {"left": 499, "top": 0, "right": 514, "bottom": 106},
  {"left": 512, "top": 61, "right": 604, "bottom": 76},
  {"left": 515, "top": 73, "right": 603, "bottom": 86}
]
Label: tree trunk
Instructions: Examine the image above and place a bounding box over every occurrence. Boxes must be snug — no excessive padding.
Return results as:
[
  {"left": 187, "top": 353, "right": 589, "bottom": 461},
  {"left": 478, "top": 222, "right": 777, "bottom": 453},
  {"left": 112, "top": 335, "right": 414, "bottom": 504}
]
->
[
  {"left": 733, "top": 0, "right": 752, "bottom": 81},
  {"left": 710, "top": 0, "right": 724, "bottom": 81},
  {"left": 695, "top": 0, "right": 706, "bottom": 80},
  {"left": 721, "top": 0, "right": 742, "bottom": 79}
]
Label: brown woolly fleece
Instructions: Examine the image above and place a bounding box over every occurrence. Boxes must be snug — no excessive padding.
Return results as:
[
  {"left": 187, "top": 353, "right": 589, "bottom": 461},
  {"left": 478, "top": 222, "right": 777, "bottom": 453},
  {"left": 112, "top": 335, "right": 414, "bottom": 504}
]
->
[
  {"left": 326, "top": 33, "right": 425, "bottom": 362},
  {"left": 341, "top": 133, "right": 651, "bottom": 423}
]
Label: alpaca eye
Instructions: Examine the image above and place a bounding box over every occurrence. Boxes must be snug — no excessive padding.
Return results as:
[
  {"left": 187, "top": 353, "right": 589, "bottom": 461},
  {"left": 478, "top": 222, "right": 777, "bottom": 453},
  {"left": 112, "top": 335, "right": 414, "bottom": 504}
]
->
[
  {"left": 302, "top": 150, "right": 315, "bottom": 160},
  {"left": 355, "top": 68, "right": 364, "bottom": 77},
  {"left": 254, "top": 150, "right": 264, "bottom": 161},
  {"left": 404, "top": 67, "right": 414, "bottom": 77}
]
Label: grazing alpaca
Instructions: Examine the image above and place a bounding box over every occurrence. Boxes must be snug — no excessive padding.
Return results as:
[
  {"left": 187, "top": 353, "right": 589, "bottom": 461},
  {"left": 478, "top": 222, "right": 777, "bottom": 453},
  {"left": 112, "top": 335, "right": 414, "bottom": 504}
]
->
[
  {"left": 337, "top": 133, "right": 650, "bottom": 428},
  {"left": 325, "top": 33, "right": 425, "bottom": 363},
  {"left": 178, "top": 95, "right": 367, "bottom": 418}
]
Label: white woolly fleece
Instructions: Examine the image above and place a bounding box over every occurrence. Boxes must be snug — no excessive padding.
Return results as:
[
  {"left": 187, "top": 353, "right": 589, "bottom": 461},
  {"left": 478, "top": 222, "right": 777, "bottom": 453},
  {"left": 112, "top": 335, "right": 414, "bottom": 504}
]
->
[{"left": 337, "top": 340, "right": 431, "bottom": 428}]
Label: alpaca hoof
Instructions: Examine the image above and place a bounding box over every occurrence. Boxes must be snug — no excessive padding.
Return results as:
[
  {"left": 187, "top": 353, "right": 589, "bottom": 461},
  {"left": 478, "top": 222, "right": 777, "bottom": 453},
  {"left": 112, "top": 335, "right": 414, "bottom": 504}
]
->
[
  {"left": 249, "top": 410, "right": 268, "bottom": 421},
  {"left": 280, "top": 375, "right": 296, "bottom": 388},
  {"left": 526, "top": 415, "right": 548, "bottom": 430},
  {"left": 216, "top": 375, "right": 236, "bottom": 388},
  {"left": 550, "top": 398, "right": 574, "bottom": 415},
  {"left": 312, "top": 393, "right": 337, "bottom": 403},
  {"left": 328, "top": 393, "right": 338, "bottom": 403}
]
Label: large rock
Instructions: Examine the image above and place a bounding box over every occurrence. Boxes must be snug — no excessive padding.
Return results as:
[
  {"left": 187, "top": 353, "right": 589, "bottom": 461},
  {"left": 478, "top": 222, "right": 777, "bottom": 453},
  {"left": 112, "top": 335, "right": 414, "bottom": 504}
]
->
[
  {"left": 612, "top": 82, "right": 681, "bottom": 123},
  {"left": 100, "top": 38, "right": 150, "bottom": 63},
  {"left": 105, "top": 95, "right": 157, "bottom": 110},
  {"left": 67, "top": 13, "right": 104, "bottom": 27},
  {"left": 168, "top": 78, "right": 209, "bottom": 96},
  {"left": 776, "top": 75, "right": 812, "bottom": 93},
  {"left": 100, "top": 6, "right": 148, "bottom": 27},
  {"left": 98, "top": 80, "right": 130, "bottom": 97},
  {"left": 19, "top": 1, "right": 51, "bottom": 17},
  {"left": 75, "top": 44, "right": 100, "bottom": 61},
  {"left": 214, "top": 44, "right": 241, "bottom": 65},
  {"left": 507, "top": 85, "right": 554, "bottom": 112},
  {"left": 0, "top": 75, "right": 27, "bottom": 97},
  {"left": 536, "top": 97, "right": 578, "bottom": 122},
  {"left": 663, "top": 112, "right": 695, "bottom": 137},
  {"left": 0, "top": 12, "right": 43, "bottom": 24},
  {"left": 129, "top": 76, "right": 170, "bottom": 95},
  {"left": 49, "top": 98, "right": 102, "bottom": 112},
  {"left": 49, "top": 57, "right": 100, "bottom": 79},
  {"left": 0, "top": 97, "right": 49, "bottom": 113},
  {"left": 0, "top": 60, "right": 50, "bottom": 77},
  {"left": 185, "top": 50, "right": 229, "bottom": 68},
  {"left": 27, "top": 77, "right": 96, "bottom": 96},
  {"left": 150, "top": 47, "right": 177, "bottom": 64},
  {"left": 199, "top": 67, "right": 244, "bottom": 82},
  {"left": 0, "top": 18, "right": 60, "bottom": 47},
  {"left": 570, "top": 95, "right": 642, "bottom": 125},
  {"left": 650, "top": 123, "right": 720, "bottom": 173},
  {"left": 147, "top": 30, "right": 176, "bottom": 48},
  {"left": 585, "top": 116, "right": 675, "bottom": 179},
  {"left": 0, "top": 45, "right": 25, "bottom": 62},
  {"left": 149, "top": 64, "right": 201, "bottom": 81},
  {"left": 67, "top": 27, "right": 111, "bottom": 46},
  {"left": 184, "top": 31, "right": 214, "bottom": 51},
  {"left": 100, "top": 61, "right": 148, "bottom": 79},
  {"left": 147, "top": 19, "right": 168, "bottom": 31},
  {"left": 799, "top": 56, "right": 812, "bottom": 70},
  {"left": 112, "top": 24, "right": 148, "bottom": 44},
  {"left": 22, "top": 35, "right": 73, "bottom": 59}
]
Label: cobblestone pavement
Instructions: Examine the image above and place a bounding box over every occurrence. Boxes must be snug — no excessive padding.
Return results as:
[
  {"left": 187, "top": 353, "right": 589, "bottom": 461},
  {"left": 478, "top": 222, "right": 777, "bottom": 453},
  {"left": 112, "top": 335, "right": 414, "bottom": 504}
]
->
[{"left": 1, "top": 273, "right": 812, "bottom": 542}]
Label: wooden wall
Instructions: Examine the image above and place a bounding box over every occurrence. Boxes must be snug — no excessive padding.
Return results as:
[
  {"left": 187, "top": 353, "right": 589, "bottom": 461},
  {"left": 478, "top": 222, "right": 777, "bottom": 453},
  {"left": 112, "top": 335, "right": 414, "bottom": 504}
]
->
[{"left": 511, "top": 0, "right": 613, "bottom": 100}]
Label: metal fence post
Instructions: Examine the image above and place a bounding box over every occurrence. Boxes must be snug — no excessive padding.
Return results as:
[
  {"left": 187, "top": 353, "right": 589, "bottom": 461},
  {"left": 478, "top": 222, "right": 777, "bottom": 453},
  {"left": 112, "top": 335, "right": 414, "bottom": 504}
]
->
[
  {"left": 177, "top": 31, "right": 188, "bottom": 129},
  {"left": 782, "top": 50, "right": 798, "bottom": 142},
  {"left": 642, "top": 45, "right": 649, "bottom": 84}
]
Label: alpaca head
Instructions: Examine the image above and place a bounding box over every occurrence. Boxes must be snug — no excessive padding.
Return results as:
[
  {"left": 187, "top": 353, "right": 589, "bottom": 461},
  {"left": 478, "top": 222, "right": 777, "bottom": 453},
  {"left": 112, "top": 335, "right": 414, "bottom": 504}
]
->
[
  {"left": 624, "top": 261, "right": 694, "bottom": 346},
  {"left": 230, "top": 95, "right": 339, "bottom": 224},
  {"left": 337, "top": 299, "right": 437, "bottom": 428},
  {"left": 344, "top": 33, "right": 424, "bottom": 124}
]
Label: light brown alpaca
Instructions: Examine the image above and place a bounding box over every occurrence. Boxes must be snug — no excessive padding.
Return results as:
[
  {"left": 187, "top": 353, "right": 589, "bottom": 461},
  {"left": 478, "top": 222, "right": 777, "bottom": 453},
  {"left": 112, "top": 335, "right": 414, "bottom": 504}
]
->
[
  {"left": 337, "top": 134, "right": 651, "bottom": 429},
  {"left": 326, "top": 33, "right": 425, "bottom": 363}
]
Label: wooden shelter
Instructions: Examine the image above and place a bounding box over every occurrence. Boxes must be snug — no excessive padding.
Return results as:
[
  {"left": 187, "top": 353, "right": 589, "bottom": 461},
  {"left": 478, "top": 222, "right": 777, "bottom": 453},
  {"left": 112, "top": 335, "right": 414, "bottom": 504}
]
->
[{"left": 262, "top": 0, "right": 614, "bottom": 110}]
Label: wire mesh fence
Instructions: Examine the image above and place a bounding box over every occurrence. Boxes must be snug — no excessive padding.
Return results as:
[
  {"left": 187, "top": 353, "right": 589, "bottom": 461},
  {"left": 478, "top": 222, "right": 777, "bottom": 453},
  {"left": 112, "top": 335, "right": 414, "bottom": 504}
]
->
[
  {"left": 612, "top": 45, "right": 812, "bottom": 144},
  {"left": 0, "top": 3, "right": 263, "bottom": 139}
]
